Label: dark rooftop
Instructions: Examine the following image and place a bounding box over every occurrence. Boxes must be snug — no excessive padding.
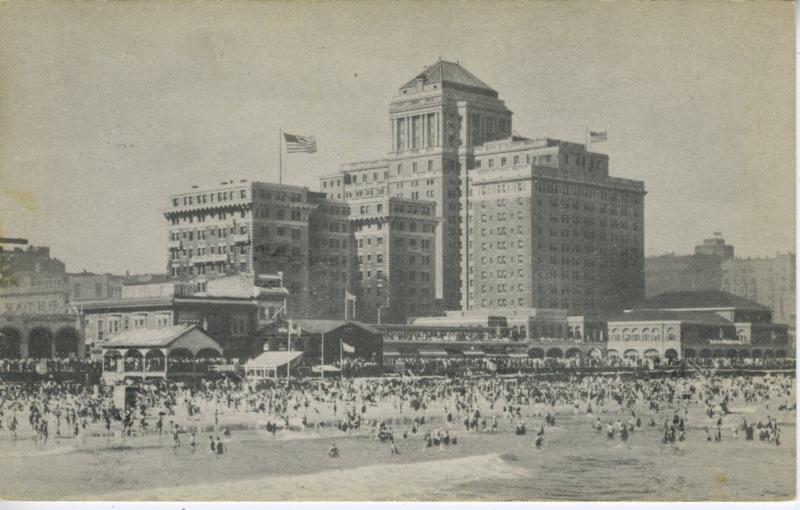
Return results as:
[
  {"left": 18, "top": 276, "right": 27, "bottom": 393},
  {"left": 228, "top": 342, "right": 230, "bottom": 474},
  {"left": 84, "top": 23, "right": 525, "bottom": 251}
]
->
[
  {"left": 632, "top": 290, "right": 770, "bottom": 311},
  {"left": 401, "top": 60, "right": 497, "bottom": 96}
]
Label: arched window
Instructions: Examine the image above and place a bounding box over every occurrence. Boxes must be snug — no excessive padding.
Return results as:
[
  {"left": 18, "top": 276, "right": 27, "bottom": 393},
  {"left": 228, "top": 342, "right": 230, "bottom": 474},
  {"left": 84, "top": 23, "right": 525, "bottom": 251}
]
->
[
  {"left": 622, "top": 329, "right": 630, "bottom": 342},
  {"left": 666, "top": 328, "right": 677, "bottom": 341},
  {"left": 632, "top": 328, "right": 640, "bottom": 341}
]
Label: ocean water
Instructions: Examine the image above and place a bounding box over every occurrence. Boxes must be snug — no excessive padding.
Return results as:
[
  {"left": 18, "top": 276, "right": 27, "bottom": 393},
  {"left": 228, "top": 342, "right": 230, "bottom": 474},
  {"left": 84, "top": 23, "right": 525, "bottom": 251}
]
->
[{"left": 1, "top": 409, "right": 794, "bottom": 501}]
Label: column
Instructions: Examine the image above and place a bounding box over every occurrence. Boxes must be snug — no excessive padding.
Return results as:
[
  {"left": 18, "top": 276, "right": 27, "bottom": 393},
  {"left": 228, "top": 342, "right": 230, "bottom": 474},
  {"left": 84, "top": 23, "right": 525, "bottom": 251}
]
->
[{"left": 437, "top": 112, "right": 443, "bottom": 147}]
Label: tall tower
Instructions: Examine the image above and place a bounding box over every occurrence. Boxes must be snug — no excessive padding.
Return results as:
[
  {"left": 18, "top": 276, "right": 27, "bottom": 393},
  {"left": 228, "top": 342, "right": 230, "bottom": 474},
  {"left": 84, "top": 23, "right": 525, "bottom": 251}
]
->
[{"left": 386, "top": 60, "right": 513, "bottom": 310}]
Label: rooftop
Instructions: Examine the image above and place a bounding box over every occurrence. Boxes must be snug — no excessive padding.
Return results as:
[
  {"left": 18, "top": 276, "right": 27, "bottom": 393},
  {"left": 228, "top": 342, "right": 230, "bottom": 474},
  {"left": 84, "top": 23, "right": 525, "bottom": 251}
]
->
[
  {"left": 608, "top": 310, "right": 734, "bottom": 325},
  {"left": 401, "top": 60, "right": 497, "bottom": 96},
  {"left": 103, "top": 325, "right": 194, "bottom": 348},
  {"left": 293, "top": 319, "right": 381, "bottom": 336},
  {"left": 631, "top": 290, "right": 770, "bottom": 311}
]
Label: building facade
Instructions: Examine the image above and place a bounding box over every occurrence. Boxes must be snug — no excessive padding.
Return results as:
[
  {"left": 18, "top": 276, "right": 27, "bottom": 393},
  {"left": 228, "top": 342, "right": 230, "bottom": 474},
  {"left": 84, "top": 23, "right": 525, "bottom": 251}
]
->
[
  {"left": 81, "top": 274, "right": 288, "bottom": 359},
  {"left": 608, "top": 290, "right": 790, "bottom": 360},
  {"left": 465, "top": 139, "right": 645, "bottom": 314},
  {"left": 165, "top": 180, "right": 330, "bottom": 318},
  {"left": 348, "top": 196, "right": 437, "bottom": 323},
  {"left": 166, "top": 179, "right": 438, "bottom": 322}
]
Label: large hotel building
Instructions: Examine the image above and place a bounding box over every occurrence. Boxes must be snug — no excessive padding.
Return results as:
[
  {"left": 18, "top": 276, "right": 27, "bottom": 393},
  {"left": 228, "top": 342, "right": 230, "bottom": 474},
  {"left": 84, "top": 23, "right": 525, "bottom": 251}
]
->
[
  {"left": 166, "top": 60, "right": 645, "bottom": 322},
  {"left": 321, "top": 60, "right": 646, "bottom": 316}
]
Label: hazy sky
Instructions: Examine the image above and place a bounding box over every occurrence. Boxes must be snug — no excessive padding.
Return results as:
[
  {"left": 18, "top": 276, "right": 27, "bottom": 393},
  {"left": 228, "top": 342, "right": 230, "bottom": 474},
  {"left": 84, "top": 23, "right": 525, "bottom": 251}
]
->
[{"left": 0, "top": 1, "right": 794, "bottom": 274}]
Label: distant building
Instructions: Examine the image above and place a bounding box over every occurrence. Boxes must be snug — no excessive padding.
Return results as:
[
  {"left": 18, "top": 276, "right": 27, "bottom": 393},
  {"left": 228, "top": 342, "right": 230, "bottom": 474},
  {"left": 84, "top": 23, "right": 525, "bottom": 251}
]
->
[
  {"left": 645, "top": 234, "right": 795, "bottom": 332},
  {"left": 722, "top": 252, "right": 796, "bottom": 332},
  {"left": 68, "top": 272, "right": 124, "bottom": 302},
  {"left": 645, "top": 233, "right": 734, "bottom": 298},
  {"left": 0, "top": 242, "right": 69, "bottom": 315},
  {"left": 694, "top": 232, "right": 735, "bottom": 259},
  {"left": 645, "top": 253, "right": 724, "bottom": 297}
]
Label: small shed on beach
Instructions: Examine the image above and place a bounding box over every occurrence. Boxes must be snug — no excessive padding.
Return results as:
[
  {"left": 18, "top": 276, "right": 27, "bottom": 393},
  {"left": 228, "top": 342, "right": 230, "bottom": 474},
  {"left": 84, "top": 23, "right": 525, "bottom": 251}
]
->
[
  {"left": 292, "top": 320, "right": 383, "bottom": 365},
  {"left": 244, "top": 350, "right": 304, "bottom": 380}
]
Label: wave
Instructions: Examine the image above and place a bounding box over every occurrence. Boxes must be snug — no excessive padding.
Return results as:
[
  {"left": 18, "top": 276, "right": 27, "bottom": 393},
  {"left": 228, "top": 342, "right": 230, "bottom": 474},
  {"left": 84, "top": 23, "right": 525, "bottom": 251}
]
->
[{"left": 80, "top": 453, "right": 531, "bottom": 501}]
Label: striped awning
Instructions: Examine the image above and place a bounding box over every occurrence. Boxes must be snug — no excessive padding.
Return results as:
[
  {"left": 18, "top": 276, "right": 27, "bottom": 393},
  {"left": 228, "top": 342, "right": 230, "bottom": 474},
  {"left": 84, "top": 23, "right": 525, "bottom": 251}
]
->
[{"left": 383, "top": 347, "right": 401, "bottom": 357}]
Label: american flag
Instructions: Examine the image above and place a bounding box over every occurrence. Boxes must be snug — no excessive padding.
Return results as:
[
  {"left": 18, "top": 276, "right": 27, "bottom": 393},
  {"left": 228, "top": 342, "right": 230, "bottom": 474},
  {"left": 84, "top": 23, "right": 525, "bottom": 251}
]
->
[
  {"left": 589, "top": 130, "right": 607, "bottom": 143},
  {"left": 284, "top": 133, "right": 317, "bottom": 153}
]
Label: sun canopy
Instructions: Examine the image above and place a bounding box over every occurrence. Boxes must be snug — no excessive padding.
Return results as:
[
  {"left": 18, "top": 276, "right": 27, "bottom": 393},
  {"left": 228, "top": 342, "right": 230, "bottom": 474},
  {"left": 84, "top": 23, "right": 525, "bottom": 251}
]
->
[
  {"left": 463, "top": 349, "right": 486, "bottom": 356},
  {"left": 383, "top": 347, "right": 401, "bottom": 356},
  {"left": 245, "top": 351, "right": 304, "bottom": 369}
]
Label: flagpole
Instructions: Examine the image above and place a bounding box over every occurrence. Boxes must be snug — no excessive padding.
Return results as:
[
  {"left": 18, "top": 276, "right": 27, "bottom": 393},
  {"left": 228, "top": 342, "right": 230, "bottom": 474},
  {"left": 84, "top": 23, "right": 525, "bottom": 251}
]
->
[
  {"left": 279, "top": 129, "right": 283, "bottom": 185},
  {"left": 286, "top": 320, "right": 291, "bottom": 383},
  {"left": 320, "top": 330, "right": 325, "bottom": 386},
  {"left": 585, "top": 126, "right": 589, "bottom": 151},
  {"left": 339, "top": 334, "right": 343, "bottom": 381}
]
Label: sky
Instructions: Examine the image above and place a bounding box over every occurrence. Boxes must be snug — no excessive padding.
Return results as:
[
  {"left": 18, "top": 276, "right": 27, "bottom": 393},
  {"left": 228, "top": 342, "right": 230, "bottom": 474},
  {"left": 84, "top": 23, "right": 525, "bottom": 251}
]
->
[{"left": 0, "top": 1, "right": 794, "bottom": 274}]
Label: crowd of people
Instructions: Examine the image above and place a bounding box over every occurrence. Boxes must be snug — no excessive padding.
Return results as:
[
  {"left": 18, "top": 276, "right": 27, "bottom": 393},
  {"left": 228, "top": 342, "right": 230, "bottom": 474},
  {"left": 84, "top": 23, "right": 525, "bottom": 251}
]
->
[
  {"left": 0, "top": 364, "right": 793, "bottom": 464},
  {"left": 0, "top": 358, "right": 101, "bottom": 375},
  {"left": 384, "top": 354, "right": 796, "bottom": 377}
]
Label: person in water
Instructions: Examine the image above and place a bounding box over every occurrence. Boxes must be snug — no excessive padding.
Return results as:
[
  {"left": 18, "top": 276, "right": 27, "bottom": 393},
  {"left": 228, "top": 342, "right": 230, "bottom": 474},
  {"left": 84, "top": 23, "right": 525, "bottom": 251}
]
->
[{"left": 329, "top": 442, "right": 340, "bottom": 457}]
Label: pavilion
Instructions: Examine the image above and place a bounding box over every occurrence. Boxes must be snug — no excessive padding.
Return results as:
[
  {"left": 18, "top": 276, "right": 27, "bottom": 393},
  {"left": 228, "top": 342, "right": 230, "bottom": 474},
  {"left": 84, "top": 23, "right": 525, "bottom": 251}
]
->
[{"left": 101, "top": 324, "right": 223, "bottom": 382}]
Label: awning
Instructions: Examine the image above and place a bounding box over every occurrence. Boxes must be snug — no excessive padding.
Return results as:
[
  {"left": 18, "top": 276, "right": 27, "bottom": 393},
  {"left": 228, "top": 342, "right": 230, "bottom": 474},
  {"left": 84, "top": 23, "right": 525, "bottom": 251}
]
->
[
  {"left": 507, "top": 352, "right": 530, "bottom": 358},
  {"left": 245, "top": 350, "right": 304, "bottom": 369},
  {"left": 383, "top": 348, "right": 401, "bottom": 357},
  {"left": 463, "top": 350, "right": 486, "bottom": 356},
  {"left": 311, "top": 365, "right": 341, "bottom": 373},
  {"left": 417, "top": 348, "right": 449, "bottom": 357}
]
